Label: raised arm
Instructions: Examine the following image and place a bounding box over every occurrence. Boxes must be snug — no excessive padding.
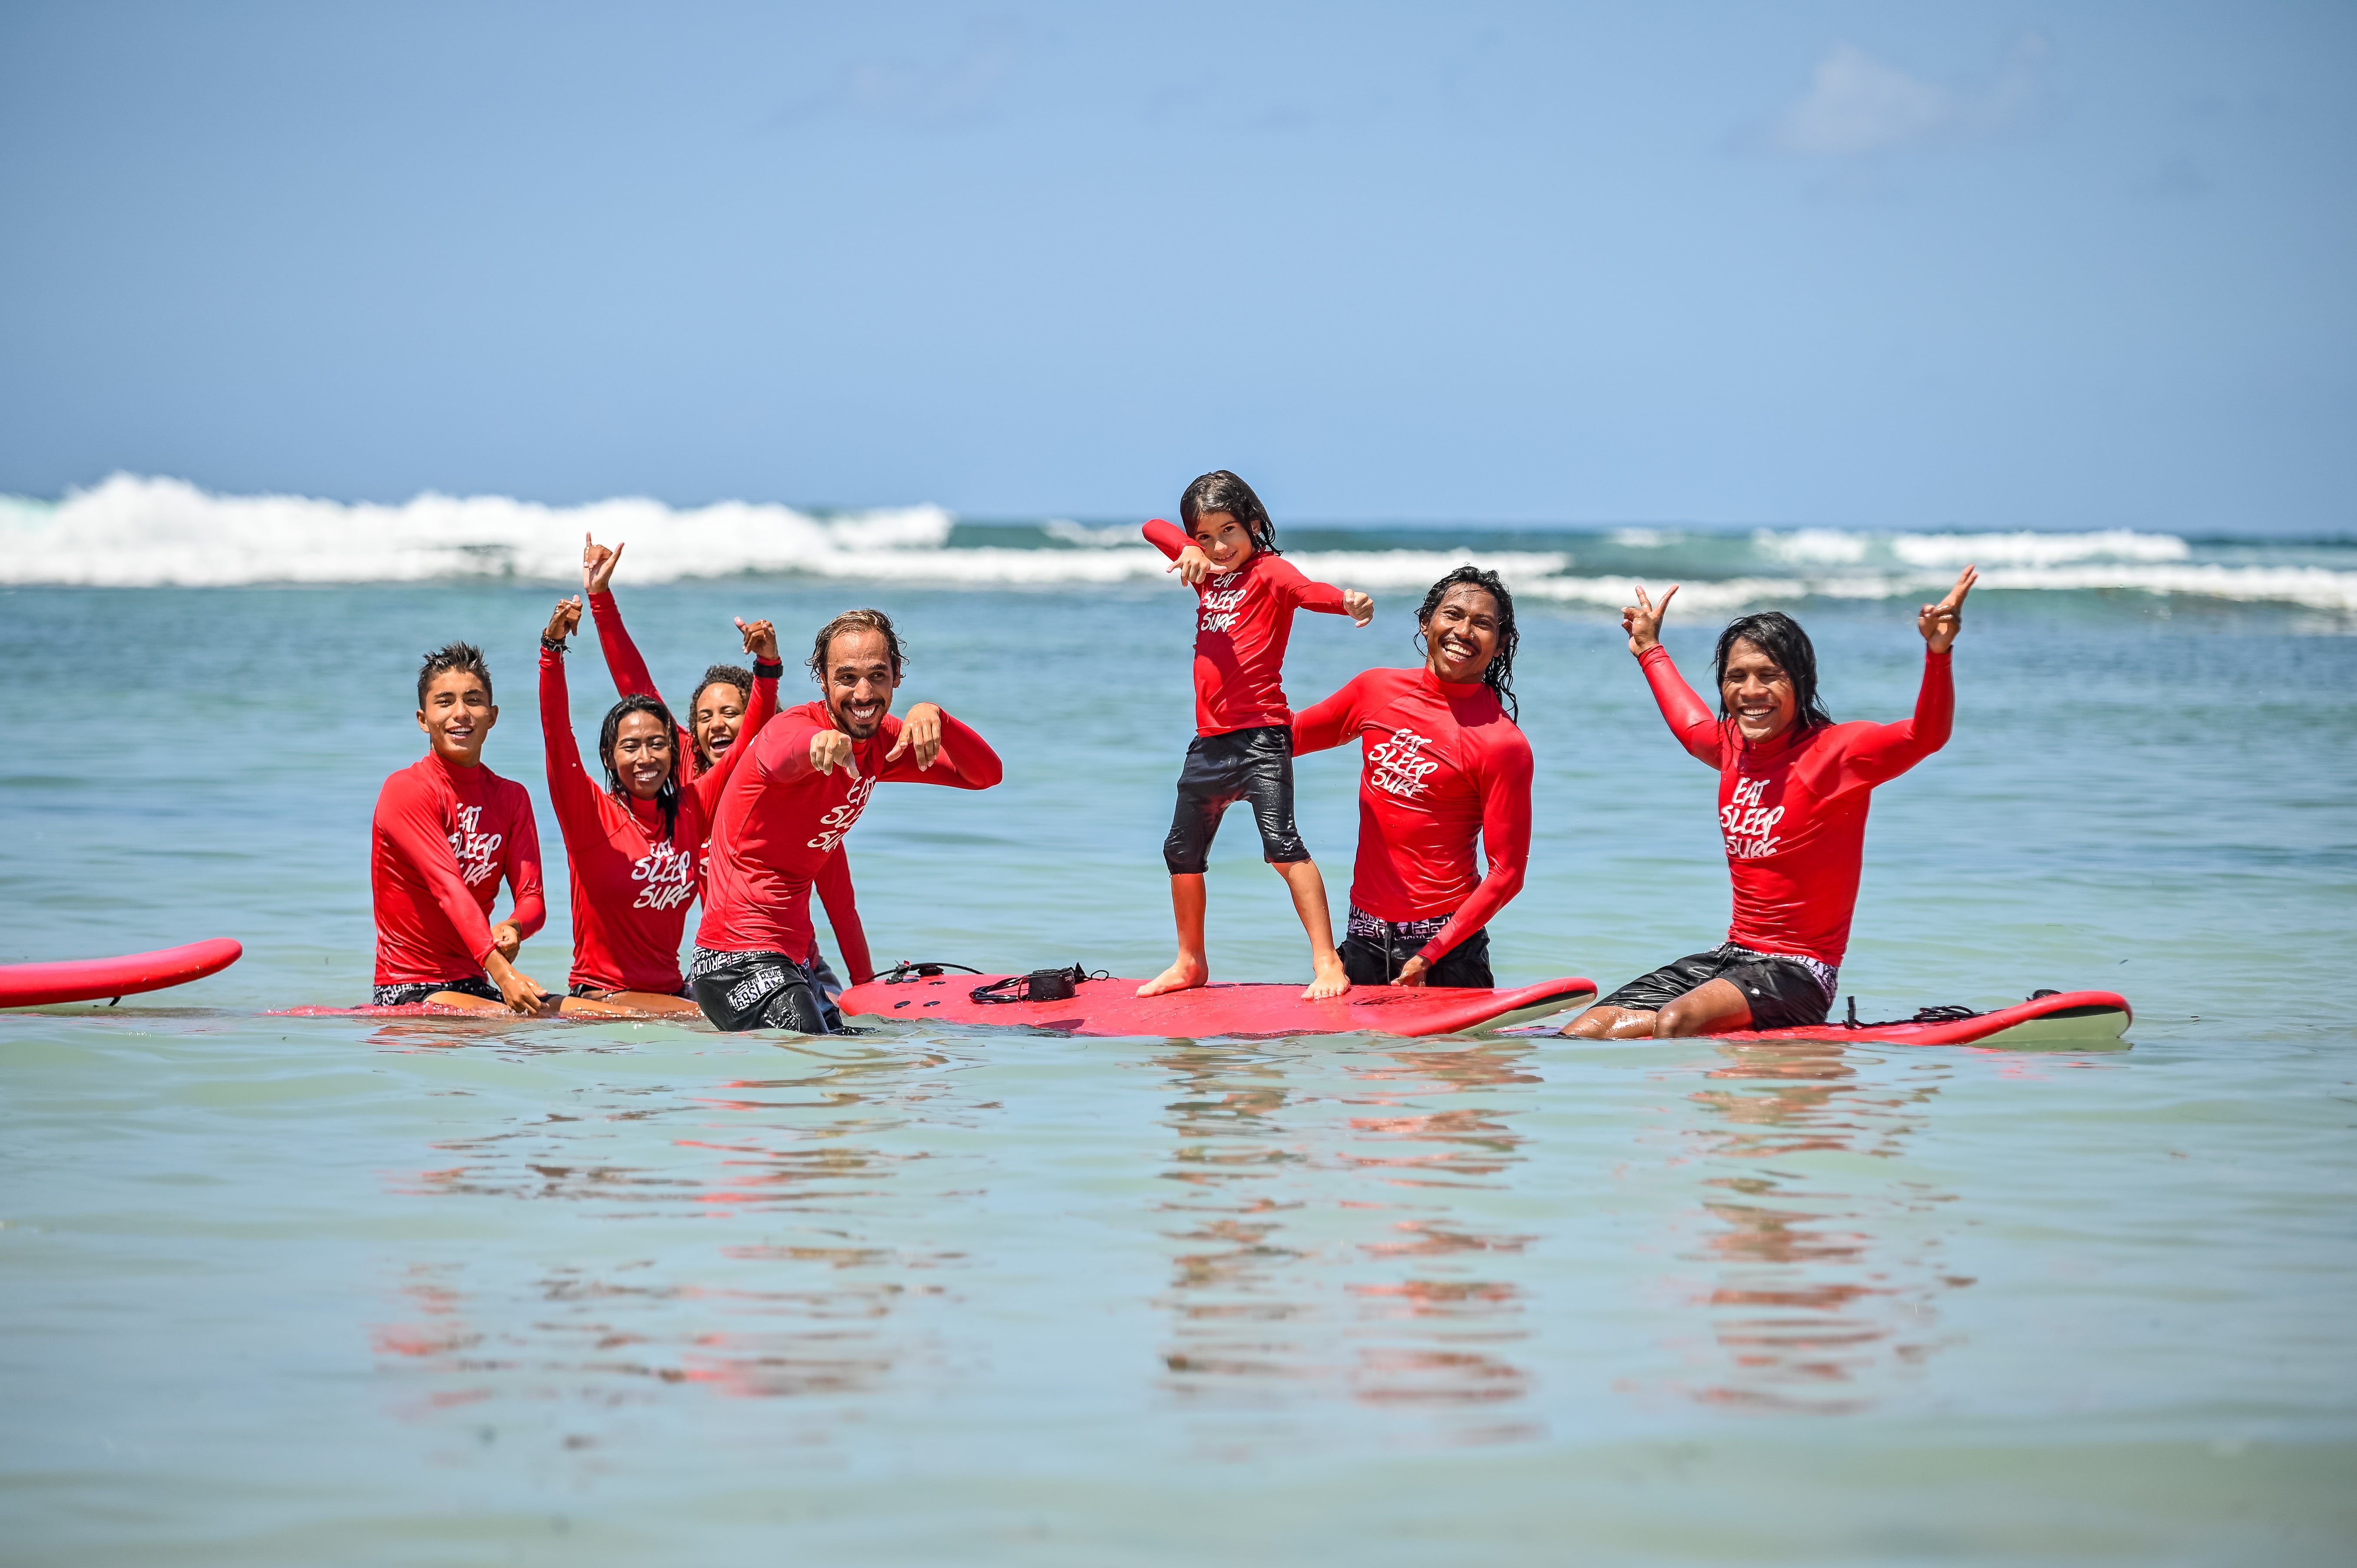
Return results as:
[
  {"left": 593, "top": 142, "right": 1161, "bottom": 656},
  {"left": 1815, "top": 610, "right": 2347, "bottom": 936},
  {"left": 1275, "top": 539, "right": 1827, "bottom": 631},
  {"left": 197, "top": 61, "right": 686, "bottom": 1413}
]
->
[
  {"left": 1842, "top": 567, "right": 1972, "bottom": 784},
  {"left": 1625, "top": 584, "right": 1724, "bottom": 767},
  {"left": 815, "top": 850, "right": 875, "bottom": 985},
  {"left": 580, "top": 533, "right": 701, "bottom": 766},
  {"left": 1401, "top": 741, "right": 1534, "bottom": 982},
  {"left": 536, "top": 599, "right": 608, "bottom": 837},
  {"left": 686, "top": 616, "right": 783, "bottom": 813}
]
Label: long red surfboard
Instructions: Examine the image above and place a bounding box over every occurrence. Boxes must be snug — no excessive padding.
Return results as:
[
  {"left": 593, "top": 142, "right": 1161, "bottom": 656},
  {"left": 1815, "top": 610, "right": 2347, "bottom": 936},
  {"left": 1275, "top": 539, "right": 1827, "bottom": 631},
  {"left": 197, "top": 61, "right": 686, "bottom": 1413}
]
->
[
  {"left": 0, "top": 938, "right": 244, "bottom": 1007},
  {"left": 840, "top": 972, "right": 1599, "bottom": 1039},
  {"left": 1503, "top": 988, "right": 2133, "bottom": 1047}
]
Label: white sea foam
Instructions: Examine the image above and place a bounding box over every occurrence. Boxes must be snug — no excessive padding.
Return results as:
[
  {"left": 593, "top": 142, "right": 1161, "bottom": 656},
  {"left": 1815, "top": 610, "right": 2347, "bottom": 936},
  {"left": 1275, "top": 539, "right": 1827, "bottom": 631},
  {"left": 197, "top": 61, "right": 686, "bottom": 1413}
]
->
[
  {"left": 1040, "top": 519, "right": 1137, "bottom": 548},
  {"left": 0, "top": 474, "right": 955, "bottom": 587},
  {"left": 2, "top": 476, "right": 2347, "bottom": 611},
  {"left": 1891, "top": 529, "right": 2189, "bottom": 567},
  {"left": 1754, "top": 527, "right": 1872, "bottom": 564},
  {"left": 1517, "top": 565, "right": 2357, "bottom": 613}
]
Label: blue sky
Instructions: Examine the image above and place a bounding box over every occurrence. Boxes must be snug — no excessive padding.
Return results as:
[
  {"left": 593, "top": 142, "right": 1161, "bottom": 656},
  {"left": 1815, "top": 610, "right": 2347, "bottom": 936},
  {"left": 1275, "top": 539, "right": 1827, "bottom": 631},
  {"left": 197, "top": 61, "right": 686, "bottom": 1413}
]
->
[{"left": 1, "top": 2, "right": 2349, "bottom": 531}]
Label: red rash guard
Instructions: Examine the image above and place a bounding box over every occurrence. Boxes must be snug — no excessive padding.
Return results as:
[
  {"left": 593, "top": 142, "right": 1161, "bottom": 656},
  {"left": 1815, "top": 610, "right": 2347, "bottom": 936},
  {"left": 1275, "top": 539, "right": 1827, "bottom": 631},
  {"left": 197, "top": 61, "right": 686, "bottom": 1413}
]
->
[
  {"left": 696, "top": 702, "right": 1002, "bottom": 964},
  {"left": 585, "top": 587, "right": 874, "bottom": 983},
  {"left": 1142, "top": 518, "right": 1351, "bottom": 734},
  {"left": 1293, "top": 667, "right": 1535, "bottom": 964},
  {"left": 370, "top": 753, "right": 546, "bottom": 984},
  {"left": 1640, "top": 644, "right": 1954, "bottom": 968},
  {"left": 540, "top": 645, "right": 775, "bottom": 994}
]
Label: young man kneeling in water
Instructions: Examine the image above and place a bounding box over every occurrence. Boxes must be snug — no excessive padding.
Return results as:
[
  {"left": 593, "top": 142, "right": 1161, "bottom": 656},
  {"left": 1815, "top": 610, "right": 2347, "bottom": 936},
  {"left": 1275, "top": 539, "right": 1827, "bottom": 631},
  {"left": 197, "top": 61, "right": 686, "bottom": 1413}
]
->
[
  {"left": 1564, "top": 565, "right": 1977, "bottom": 1039},
  {"left": 369, "top": 642, "right": 552, "bottom": 1013}
]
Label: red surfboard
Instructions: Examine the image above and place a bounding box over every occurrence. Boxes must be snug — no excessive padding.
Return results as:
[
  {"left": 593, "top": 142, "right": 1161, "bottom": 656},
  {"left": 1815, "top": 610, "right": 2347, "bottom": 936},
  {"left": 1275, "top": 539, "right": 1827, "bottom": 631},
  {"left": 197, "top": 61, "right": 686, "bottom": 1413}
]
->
[
  {"left": 1503, "top": 988, "right": 2132, "bottom": 1047},
  {"left": 840, "top": 971, "right": 1598, "bottom": 1039},
  {"left": 0, "top": 938, "right": 244, "bottom": 1007}
]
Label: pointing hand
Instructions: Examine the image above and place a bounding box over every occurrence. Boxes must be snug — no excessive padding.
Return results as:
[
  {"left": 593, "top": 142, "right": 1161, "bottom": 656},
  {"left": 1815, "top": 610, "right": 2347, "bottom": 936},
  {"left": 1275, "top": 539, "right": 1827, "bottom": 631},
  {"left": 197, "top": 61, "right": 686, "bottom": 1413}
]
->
[
  {"left": 887, "top": 702, "right": 944, "bottom": 769},
  {"left": 809, "top": 730, "right": 855, "bottom": 776}
]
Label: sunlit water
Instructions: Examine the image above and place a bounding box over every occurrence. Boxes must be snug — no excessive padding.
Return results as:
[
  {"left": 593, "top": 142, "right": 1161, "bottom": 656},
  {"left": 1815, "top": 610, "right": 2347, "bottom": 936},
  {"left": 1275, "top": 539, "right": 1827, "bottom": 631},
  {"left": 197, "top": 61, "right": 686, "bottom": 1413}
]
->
[{"left": 3, "top": 578, "right": 2354, "bottom": 1563}]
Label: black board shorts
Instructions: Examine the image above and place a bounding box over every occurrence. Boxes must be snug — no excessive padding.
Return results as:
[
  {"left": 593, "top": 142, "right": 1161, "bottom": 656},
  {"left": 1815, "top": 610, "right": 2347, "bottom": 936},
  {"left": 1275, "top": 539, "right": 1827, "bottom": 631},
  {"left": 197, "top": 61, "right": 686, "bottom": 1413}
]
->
[
  {"left": 373, "top": 976, "right": 500, "bottom": 1007},
  {"left": 1164, "top": 725, "right": 1307, "bottom": 874},
  {"left": 1337, "top": 905, "right": 1494, "bottom": 988},
  {"left": 686, "top": 946, "right": 841, "bottom": 1035},
  {"left": 1598, "top": 942, "right": 1837, "bottom": 1030}
]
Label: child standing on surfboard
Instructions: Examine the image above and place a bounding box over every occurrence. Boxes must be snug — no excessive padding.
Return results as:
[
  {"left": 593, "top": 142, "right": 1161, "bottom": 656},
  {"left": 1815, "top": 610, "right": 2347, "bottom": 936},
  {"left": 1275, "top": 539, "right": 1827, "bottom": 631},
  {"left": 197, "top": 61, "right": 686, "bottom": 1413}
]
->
[{"left": 1138, "top": 470, "right": 1374, "bottom": 1001}]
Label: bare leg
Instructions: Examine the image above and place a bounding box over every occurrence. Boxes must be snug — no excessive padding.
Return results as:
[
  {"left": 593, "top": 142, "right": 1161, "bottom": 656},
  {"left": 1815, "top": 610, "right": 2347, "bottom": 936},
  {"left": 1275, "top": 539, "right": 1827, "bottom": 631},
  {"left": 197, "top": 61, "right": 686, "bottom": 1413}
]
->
[
  {"left": 424, "top": 990, "right": 504, "bottom": 1012},
  {"left": 1272, "top": 858, "right": 1349, "bottom": 1000},
  {"left": 559, "top": 990, "right": 703, "bottom": 1017},
  {"left": 1559, "top": 1004, "right": 1663, "bottom": 1039},
  {"left": 1652, "top": 978, "right": 1752, "bottom": 1038},
  {"left": 1138, "top": 874, "right": 1211, "bottom": 996}
]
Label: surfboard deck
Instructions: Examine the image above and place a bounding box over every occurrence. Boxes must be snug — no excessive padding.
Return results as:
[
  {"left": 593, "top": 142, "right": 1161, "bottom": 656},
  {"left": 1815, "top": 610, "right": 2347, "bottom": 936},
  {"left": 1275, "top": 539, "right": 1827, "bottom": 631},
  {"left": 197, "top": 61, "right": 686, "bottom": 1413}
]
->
[
  {"left": 1504, "top": 988, "right": 2132, "bottom": 1047},
  {"left": 0, "top": 938, "right": 244, "bottom": 1008},
  {"left": 840, "top": 973, "right": 1598, "bottom": 1039}
]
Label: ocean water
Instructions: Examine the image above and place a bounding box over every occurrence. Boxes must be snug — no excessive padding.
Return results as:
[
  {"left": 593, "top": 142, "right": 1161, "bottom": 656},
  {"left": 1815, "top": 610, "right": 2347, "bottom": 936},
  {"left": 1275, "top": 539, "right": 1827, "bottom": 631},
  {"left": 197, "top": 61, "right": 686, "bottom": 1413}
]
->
[{"left": 3, "top": 488, "right": 2356, "bottom": 1564}]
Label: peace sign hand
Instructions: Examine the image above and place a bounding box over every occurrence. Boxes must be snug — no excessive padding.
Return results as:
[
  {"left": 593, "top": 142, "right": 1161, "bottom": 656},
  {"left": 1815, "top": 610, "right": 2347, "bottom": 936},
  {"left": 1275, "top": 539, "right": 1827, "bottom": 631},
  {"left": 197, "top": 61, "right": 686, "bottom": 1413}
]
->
[
  {"left": 1623, "top": 583, "right": 1679, "bottom": 656},
  {"left": 1918, "top": 565, "right": 1977, "bottom": 653}
]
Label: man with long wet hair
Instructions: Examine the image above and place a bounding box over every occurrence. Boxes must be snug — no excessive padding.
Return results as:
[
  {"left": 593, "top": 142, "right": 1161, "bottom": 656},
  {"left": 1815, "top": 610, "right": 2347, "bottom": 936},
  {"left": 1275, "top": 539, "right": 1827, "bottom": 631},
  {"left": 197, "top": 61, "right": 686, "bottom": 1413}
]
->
[
  {"left": 1291, "top": 566, "right": 1533, "bottom": 988},
  {"left": 1564, "top": 566, "right": 1977, "bottom": 1038}
]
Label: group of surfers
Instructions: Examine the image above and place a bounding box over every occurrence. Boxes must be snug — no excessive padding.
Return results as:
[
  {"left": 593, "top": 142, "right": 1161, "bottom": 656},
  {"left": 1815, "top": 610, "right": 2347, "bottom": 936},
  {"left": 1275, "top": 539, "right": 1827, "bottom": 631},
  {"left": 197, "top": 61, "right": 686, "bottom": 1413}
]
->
[{"left": 371, "top": 469, "right": 1977, "bottom": 1039}]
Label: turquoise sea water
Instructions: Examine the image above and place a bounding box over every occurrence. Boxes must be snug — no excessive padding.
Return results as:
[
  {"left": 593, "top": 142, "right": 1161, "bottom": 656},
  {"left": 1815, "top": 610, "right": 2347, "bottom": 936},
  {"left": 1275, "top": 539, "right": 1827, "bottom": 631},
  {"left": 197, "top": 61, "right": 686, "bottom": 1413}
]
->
[{"left": 4, "top": 561, "right": 2356, "bottom": 1564}]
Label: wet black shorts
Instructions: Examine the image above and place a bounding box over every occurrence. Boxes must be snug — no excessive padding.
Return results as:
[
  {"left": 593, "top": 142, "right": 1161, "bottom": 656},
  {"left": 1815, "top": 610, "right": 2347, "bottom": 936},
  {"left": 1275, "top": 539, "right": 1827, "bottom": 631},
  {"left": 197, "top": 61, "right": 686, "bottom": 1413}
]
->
[
  {"left": 1598, "top": 942, "right": 1837, "bottom": 1030},
  {"left": 373, "top": 977, "right": 499, "bottom": 1007},
  {"left": 1164, "top": 725, "right": 1307, "bottom": 874},
  {"left": 686, "top": 947, "right": 842, "bottom": 1034},
  {"left": 1337, "top": 906, "right": 1493, "bottom": 988}
]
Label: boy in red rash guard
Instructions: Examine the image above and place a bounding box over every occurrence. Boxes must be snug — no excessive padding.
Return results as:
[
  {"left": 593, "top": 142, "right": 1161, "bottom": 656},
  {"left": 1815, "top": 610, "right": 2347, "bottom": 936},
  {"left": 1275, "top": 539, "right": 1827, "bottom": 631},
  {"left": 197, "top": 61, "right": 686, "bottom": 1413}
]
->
[
  {"left": 370, "top": 642, "right": 551, "bottom": 1013},
  {"left": 1138, "top": 470, "right": 1373, "bottom": 1001},
  {"left": 539, "top": 595, "right": 781, "bottom": 1014},
  {"left": 577, "top": 532, "right": 874, "bottom": 988},
  {"left": 691, "top": 608, "right": 1002, "bottom": 1033},
  {"left": 1293, "top": 568, "right": 1534, "bottom": 989},
  {"left": 1564, "top": 565, "right": 1979, "bottom": 1039}
]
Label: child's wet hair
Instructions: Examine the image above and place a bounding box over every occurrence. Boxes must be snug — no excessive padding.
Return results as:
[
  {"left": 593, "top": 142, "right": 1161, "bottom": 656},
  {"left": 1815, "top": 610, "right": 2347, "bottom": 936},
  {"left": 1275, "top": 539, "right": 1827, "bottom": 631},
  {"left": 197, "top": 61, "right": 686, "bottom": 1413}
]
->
[{"left": 1180, "top": 471, "right": 1279, "bottom": 556}]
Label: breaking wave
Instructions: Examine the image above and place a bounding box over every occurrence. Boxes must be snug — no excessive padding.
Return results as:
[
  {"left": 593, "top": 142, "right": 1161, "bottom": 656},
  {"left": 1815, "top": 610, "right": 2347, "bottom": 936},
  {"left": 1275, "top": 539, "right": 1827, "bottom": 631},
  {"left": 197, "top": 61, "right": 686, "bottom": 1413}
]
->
[{"left": 2, "top": 475, "right": 2351, "bottom": 613}]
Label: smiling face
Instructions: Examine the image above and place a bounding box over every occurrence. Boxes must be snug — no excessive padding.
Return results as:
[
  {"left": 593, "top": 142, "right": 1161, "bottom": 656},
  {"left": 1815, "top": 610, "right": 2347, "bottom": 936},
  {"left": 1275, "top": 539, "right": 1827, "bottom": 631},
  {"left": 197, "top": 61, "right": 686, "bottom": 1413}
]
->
[
  {"left": 1720, "top": 636, "right": 1799, "bottom": 743},
  {"left": 1422, "top": 584, "right": 1501, "bottom": 685},
  {"left": 417, "top": 670, "right": 497, "bottom": 765},
  {"left": 1189, "top": 511, "right": 1257, "bottom": 573},
  {"left": 821, "top": 627, "right": 899, "bottom": 741},
  {"left": 608, "top": 711, "right": 675, "bottom": 799},
  {"left": 692, "top": 683, "right": 748, "bottom": 764}
]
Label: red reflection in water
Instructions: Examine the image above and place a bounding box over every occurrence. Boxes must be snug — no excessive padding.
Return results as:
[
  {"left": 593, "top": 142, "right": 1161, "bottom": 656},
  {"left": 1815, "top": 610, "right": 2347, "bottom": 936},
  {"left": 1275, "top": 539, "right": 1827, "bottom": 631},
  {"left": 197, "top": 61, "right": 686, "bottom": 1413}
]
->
[{"left": 1669, "top": 1041, "right": 1965, "bottom": 1413}]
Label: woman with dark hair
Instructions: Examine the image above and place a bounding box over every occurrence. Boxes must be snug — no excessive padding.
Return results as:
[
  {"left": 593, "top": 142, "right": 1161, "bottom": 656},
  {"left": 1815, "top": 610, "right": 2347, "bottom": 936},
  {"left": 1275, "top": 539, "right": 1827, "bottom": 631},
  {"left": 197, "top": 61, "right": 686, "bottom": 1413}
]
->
[
  {"left": 1564, "top": 565, "right": 1978, "bottom": 1038},
  {"left": 1289, "top": 566, "right": 1535, "bottom": 987},
  {"left": 536, "top": 595, "right": 781, "bottom": 1015},
  {"left": 577, "top": 533, "right": 873, "bottom": 990}
]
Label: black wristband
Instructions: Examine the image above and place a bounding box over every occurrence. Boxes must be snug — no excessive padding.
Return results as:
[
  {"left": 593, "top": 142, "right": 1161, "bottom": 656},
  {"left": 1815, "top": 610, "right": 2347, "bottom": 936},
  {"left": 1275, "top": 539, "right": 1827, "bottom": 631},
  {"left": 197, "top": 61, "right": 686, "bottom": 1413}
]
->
[
  {"left": 542, "top": 635, "right": 568, "bottom": 653},
  {"left": 752, "top": 660, "right": 784, "bottom": 679}
]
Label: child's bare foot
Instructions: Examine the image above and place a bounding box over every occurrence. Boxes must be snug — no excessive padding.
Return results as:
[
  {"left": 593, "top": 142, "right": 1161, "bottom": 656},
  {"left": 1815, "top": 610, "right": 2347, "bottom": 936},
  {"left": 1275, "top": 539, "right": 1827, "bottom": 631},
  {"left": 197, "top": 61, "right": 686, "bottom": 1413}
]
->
[
  {"left": 1301, "top": 954, "right": 1351, "bottom": 1001},
  {"left": 1137, "top": 954, "right": 1209, "bottom": 997}
]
